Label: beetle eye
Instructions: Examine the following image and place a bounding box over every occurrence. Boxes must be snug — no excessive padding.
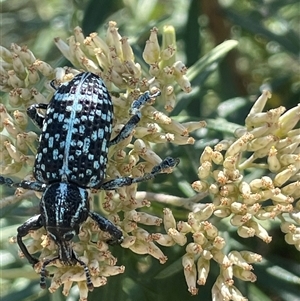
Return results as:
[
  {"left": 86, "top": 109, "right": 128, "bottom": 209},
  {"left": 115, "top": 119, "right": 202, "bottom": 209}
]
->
[{"left": 64, "top": 232, "right": 74, "bottom": 241}]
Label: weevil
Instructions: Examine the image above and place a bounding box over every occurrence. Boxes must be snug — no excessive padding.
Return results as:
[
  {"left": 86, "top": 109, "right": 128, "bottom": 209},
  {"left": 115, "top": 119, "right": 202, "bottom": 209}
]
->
[{"left": 0, "top": 72, "right": 179, "bottom": 290}]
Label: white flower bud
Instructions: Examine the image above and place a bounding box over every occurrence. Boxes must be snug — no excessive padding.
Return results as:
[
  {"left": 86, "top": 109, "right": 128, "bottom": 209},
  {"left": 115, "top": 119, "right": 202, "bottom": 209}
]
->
[
  {"left": 168, "top": 228, "right": 187, "bottom": 245},
  {"left": 228, "top": 251, "right": 253, "bottom": 270},
  {"left": 226, "top": 133, "right": 254, "bottom": 157},
  {"left": 203, "top": 221, "right": 218, "bottom": 239},
  {"left": 239, "top": 181, "right": 251, "bottom": 197},
  {"left": 172, "top": 135, "right": 195, "bottom": 145},
  {"left": 81, "top": 57, "right": 100, "bottom": 74},
  {"left": 213, "top": 236, "right": 225, "bottom": 250},
  {"left": 73, "top": 26, "right": 85, "bottom": 44},
  {"left": 182, "top": 254, "right": 198, "bottom": 295},
  {"left": 276, "top": 104, "right": 300, "bottom": 136},
  {"left": 27, "top": 66, "right": 40, "bottom": 85},
  {"left": 193, "top": 204, "right": 215, "bottom": 221},
  {"left": 54, "top": 37, "right": 72, "bottom": 62},
  {"left": 8, "top": 89, "right": 23, "bottom": 107},
  {"left": 213, "top": 208, "right": 232, "bottom": 218},
  {"left": 221, "top": 265, "right": 233, "bottom": 283},
  {"left": 196, "top": 256, "right": 210, "bottom": 285},
  {"left": 282, "top": 181, "right": 300, "bottom": 196},
  {"left": 280, "top": 154, "right": 299, "bottom": 165},
  {"left": 123, "top": 220, "right": 137, "bottom": 233},
  {"left": 233, "top": 266, "right": 257, "bottom": 282},
  {"left": 132, "top": 227, "right": 151, "bottom": 242},
  {"left": 144, "top": 132, "right": 174, "bottom": 144},
  {"left": 148, "top": 241, "right": 167, "bottom": 263},
  {"left": 230, "top": 285, "right": 249, "bottom": 301},
  {"left": 106, "top": 21, "right": 122, "bottom": 57},
  {"left": 290, "top": 211, "right": 300, "bottom": 224},
  {"left": 248, "top": 220, "right": 272, "bottom": 243},
  {"left": 173, "top": 61, "right": 187, "bottom": 75},
  {"left": 210, "top": 150, "right": 223, "bottom": 165},
  {"left": 125, "top": 60, "right": 141, "bottom": 79},
  {"left": 268, "top": 146, "right": 281, "bottom": 172},
  {"left": 31, "top": 88, "right": 48, "bottom": 104},
  {"left": 121, "top": 236, "right": 136, "bottom": 248},
  {"left": 136, "top": 212, "right": 162, "bottom": 226},
  {"left": 19, "top": 46, "right": 36, "bottom": 65},
  {"left": 247, "top": 135, "right": 276, "bottom": 152},
  {"left": 280, "top": 142, "right": 299, "bottom": 155},
  {"left": 248, "top": 123, "right": 269, "bottom": 137},
  {"left": 119, "top": 37, "right": 134, "bottom": 62},
  {"left": 0, "top": 45, "right": 13, "bottom": 62},
  {"left": 271, "top": 192, "right": 293, "bottom": 204},
  {"left": 280, "top": 221, "right": 296, "bottom": 233},
  {"left": 246, "top": 90, "right": 272, "bottom": 118},
  {"left": 177, "top": 221, "right": 193, "bottom": 234},
  {"left": 182, "top": 252, "right": 195, "bottom": 269},
  {"left": 133, "top": 139, "right": 162, "bottom": 165},
  {"left": 7, "top": 70, "right": 24, "bottom": 88},
  {"left": 239, "top": 251, "right": 262, "bottom": 263},
  {"left": 192, "top": 231, "right": 207, "bottom": 245},
  {"left": 33, "top": 59, "right": 54, "bottom": 77},
  {"left": 197, "top": 161, "right": 212, "bottom": 179},
  {"left": 161, "top": 44, "right": 176, "bottom": 60},
  {"left": 182, "top": 121, "right": 207, "bottom": 133},
  {"left": 274, "top": 165, "right": 297, "bottom": 186},
  {"left": 200, "top": 146, "right": 213, "bottom": 163},
  {"left": 151, "top": 233, "right": 175, "bottom": 246},
  {"left": 129, "top": 240, "right": 148, "bottom": 255},
  {"left": 230, "top": 213, "right": 252, "bottom": 226},
  {"left": 89, "top": 32, "right": 110, "bottom": 58},
  {"left": 211, "top": 250, "right": 231, "bottom": 267},
  {"left": 213, "top": 170, "right": 228, "bottom": 185},
  {"left": 142, "top": 105, "right": 172, "bottom": 124},
  {"left": 12, "top": 53, "right": 26, "bottom": 77},
  {"left": 186, "top": 242, "right": 202, "bottom": 255},
  {"left": 3, "top": 119, "right": 20, "bottom": 138},
  {"left": 175, "top": 74, "right": 192, "bottom": 93},
  {"left": 163, "top": 208, "right": 176, "bottom": 231},
  {"left": 144, "top": 27, "right": 160, "bottom": 63},
  {"left": 212, "top": 276, "right": 230, "bottom": 300}
]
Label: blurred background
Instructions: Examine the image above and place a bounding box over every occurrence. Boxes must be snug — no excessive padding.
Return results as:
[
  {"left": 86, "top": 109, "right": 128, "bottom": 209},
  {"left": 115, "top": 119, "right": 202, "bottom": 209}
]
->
[{"left": 1, "top": 0, "right": 299, "bottom": 301}]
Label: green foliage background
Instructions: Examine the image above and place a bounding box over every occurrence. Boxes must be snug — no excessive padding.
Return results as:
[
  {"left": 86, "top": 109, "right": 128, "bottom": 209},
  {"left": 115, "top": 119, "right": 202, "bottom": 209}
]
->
[{"left": 1, "top": 0, "right": 299, "bottom": 301}]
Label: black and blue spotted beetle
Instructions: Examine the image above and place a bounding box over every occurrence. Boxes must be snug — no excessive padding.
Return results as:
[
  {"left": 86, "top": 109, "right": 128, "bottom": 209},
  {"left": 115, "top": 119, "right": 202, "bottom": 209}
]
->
[{"left": 0, "top": 72, "right": 179, "bottom": 290}]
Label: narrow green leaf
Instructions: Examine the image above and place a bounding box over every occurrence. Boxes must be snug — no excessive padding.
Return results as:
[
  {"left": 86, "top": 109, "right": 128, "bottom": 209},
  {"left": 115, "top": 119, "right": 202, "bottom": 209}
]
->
[{"left": 186, "top": 40, "right": 239, "bottom": 84}]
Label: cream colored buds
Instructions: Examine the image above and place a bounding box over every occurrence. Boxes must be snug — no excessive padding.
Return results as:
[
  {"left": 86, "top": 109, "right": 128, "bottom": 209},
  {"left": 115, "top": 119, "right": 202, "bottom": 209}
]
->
[
  {"left": 152, "top": 233, "right": 175, "bottom": 246},
  {"left": 277, "top": 104, "right": 300, "bottom": 136},
  {"left": 226, "top": 132, "right": 254, "bottom": 157},
  {"left": 133, "top": 139, "right": 162, "bottom": 165},
  {"left": 54, "top": 37, "right": 72, "bottom": 62},
  {"left": 168, "top": 228, "right": 187, "bottom": 246},
  {"left": 274, "top": 165, "right": 297, "bottom": 186},
  {"left": 142, "top": 27, "right": 160, "bottom": 64},
  {"left": 163, "top": 208, "right": 176, "bottom": 231},
  {"left": 246, "top": 90, "right": 272, "bottom": 119},
  {"left": 182, "top": 253, "right": 198, "bottom": 295},
  {"left": 0, "top": 45, "right": 13, "bottom": 61},
  {"left": 12, "top": 53, "right": 26, "bottom": 77},
  {"left": 2, "top": 21, "right": 299, "bottom": 301},
  {"left": 191, "top": 204, "right": 215, "bottom": 222},
  {"left": 106, "top": 21, "right": 122, "bottom": 57}
]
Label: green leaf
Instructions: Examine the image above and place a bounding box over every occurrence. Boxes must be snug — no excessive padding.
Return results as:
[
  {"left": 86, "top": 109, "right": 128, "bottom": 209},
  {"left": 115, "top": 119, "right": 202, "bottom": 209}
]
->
[{"left": 187, "top": 40, "right": 239, "bottom": 85}]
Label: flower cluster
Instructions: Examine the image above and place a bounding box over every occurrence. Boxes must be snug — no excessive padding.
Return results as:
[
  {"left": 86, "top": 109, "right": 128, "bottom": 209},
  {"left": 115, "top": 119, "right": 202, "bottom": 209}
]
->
[
  {"left": 0, "top": 23, "right": 204, "bottom": 300},
  {"left": 175, "top": 90, "right": 299, "bottom": 299},
  {"left": 1, "top": 21, "right": 299, "bottom": 301}
]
